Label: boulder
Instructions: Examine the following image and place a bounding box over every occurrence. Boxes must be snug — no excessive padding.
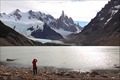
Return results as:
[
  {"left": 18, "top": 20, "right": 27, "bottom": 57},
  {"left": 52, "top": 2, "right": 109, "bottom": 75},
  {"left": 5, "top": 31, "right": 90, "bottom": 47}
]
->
[
  {"left": 6, "top": 59, "right": 16, "bottom": 61},
  {"left": 89, "top": 71, "right": 99, "bottom": 77},
  {"left": 0, "top": 76, "right": 4, "bottom": 80}
]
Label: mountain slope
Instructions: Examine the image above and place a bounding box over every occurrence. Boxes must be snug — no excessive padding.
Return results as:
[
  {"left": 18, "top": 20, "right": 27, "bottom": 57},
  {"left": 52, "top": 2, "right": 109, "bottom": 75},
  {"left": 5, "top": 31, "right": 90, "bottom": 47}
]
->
[
  {"left": 31, "top": 23, "right": 63, "bottom": 40},
  {"left": 0, "top": 21, "right": 43, "bottom": 46},
  {"left": 75, "top": 0, "right": 120, "bottom": 46}
]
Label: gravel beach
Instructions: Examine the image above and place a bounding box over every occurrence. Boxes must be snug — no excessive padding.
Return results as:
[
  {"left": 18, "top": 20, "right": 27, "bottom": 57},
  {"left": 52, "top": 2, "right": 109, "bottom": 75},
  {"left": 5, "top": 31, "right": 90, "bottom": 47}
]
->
[{"left": 0, "top": 64, "right": 120, "bottom": 80}]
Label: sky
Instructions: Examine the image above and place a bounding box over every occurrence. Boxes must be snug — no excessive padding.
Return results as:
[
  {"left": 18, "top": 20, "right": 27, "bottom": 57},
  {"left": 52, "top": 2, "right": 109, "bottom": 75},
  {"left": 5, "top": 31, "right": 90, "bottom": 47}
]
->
[{"left": 0, "top": 0, "right": 110, "bottom": 25}]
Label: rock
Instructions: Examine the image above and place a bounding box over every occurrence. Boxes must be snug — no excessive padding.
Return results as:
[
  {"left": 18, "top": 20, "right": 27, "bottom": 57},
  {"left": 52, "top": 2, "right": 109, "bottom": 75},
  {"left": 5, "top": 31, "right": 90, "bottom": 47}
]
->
[
  {"left": 6, "top": 76, "right": 11, "bottom": 80},
  {"left": 101, "top": 75, "right": 108, "bottom": 78},
  {"left": 115, "top": 66, "right": 120, "bottom": 68},
  {"left": 89, "top": 71, "right": 99, "bottom": 77},
  {"left": 111, "top": 77, "right": 116, "bottom": 79},
  {"left": 118, "top": 73, "right": 120, "bottom": 78},
  {"left": 6, "top": 59, "right": 16, "bottom": 61},
  {"left": 0, "top": 76, "right": 4, "bottom": 80},
  {"left": 0, "top": 73, "right": 11, "bottom": 76},
  {"left": 10, "top": 76, "right": 23, "bottom": 80},
  {"left": 64, "top": 72, "right": 70, "bottom": 76}
]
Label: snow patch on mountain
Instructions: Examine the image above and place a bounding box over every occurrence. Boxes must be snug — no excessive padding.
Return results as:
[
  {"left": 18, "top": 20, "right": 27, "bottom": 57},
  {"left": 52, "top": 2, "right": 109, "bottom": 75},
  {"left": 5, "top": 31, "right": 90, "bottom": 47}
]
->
[
  {"left": 100, "top": 18, "right": 104, "bottom": 20},
  {"left": 51, "top": 28, "right": 73, "bottom": 38},
  {"left": 114, "top": 5, "right": 120, "bottom": 9},
  {"left": 105, "top": 17, "right": 112, "bottom": 25},
  {"left": 75, "top": 26, "right": 81, "bottom": 33}
]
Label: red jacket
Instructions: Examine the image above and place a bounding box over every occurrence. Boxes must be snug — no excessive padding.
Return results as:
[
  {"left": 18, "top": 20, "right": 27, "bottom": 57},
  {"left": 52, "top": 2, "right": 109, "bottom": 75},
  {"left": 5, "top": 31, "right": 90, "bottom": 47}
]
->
[{"left": 32, "top": 59, "right": 37, "bottom": 68}]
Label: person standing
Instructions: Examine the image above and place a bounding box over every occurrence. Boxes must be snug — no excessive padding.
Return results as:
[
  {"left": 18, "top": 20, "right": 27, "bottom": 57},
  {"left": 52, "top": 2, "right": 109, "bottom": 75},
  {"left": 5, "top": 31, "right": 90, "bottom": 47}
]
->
[{"left": 32, "top": 59, "right": 37, "bottom": 75}]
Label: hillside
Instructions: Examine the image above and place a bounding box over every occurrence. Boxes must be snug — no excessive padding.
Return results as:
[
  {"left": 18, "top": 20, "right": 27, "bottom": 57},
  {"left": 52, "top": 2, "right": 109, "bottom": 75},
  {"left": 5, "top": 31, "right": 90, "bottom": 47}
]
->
[
  {"left": 0, "top": 21, "right": 42, "bottom": 46},
  {"left": 74, "top": 0, "right": 120, "bottom": 46}
]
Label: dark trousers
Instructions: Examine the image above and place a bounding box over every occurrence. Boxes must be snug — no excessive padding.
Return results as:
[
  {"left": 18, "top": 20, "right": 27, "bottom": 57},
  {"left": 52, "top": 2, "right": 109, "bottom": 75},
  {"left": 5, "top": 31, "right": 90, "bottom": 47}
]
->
[{"left": 33, "top": 67, "right": 37, "bottom": 75}]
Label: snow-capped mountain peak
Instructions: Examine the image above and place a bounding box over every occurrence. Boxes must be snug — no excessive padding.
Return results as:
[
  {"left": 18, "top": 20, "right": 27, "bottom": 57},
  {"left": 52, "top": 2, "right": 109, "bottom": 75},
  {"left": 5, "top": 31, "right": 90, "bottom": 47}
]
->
[{"left": 10, "top": 9, "right": 21, "bottom": 14}]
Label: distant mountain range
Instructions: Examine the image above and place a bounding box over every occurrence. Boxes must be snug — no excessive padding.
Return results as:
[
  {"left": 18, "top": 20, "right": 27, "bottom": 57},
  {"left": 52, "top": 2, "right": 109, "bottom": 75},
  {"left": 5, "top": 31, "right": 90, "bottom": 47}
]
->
[
  {"left": 74, "top": 0, "right": 120, "bottom": 46},
  {"left": 0, "top": 10, "right": 83, "bottom": 40}
]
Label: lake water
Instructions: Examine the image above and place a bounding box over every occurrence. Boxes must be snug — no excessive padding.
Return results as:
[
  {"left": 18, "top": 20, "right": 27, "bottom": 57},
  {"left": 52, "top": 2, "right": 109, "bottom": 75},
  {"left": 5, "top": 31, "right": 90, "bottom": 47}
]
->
[{"left": 0, "top": 46, "right": 119, "bottom": 71}]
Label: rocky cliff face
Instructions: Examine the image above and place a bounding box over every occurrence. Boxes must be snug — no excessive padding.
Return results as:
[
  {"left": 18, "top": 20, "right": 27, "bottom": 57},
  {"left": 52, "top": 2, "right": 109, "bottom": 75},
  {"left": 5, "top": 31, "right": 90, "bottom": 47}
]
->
[
  {"left": 56, "top": 11, "right": 82, "bottom": 32},
  {"left": 0, "top": 21, "right": 43, "bottom": 46},
  {"left": 75, "top": 0, "right": 120, "bottom": 46}
]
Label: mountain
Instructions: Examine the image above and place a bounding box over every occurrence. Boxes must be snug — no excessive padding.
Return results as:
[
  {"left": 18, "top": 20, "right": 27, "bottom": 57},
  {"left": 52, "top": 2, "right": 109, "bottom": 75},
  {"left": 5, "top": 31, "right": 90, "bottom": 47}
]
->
[
  {"left": 0, "top": 21, "right": 43, "bottom": 46},
  {"left": 74, "top": 0, "right": 120, "bottom": 46},
  {"left": 53, "top": 11, "right": 82, "bottom": 32},
  {"left": 0, "top": 10, "right": 82, "bottom": 39},
  {"left": 31, "top": 23, "right": 63, "bottom": 40}
]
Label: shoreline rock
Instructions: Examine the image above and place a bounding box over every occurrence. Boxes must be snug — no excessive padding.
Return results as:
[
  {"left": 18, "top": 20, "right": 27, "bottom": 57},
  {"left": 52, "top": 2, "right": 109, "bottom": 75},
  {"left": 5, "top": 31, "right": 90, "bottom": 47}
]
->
[{"left": 6, "top": 59, "right": 17, "bottom": 61}]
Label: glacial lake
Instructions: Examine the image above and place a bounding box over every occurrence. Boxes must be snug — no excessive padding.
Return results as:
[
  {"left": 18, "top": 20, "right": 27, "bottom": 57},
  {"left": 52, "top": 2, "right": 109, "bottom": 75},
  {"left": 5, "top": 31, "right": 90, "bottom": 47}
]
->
[{"left": 0, "top": 46, "right": 119, "bottom": 71}]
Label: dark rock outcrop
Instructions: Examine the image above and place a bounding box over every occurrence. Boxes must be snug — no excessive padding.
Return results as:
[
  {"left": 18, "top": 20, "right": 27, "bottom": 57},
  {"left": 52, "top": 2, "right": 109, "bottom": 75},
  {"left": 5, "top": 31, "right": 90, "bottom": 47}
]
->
[
  {"left": 31, "top": 23, "right": 63, "bottom": 40},
  {"left": 13, "top": 9, "right": 22, "bottom": 20},
  {"left": 6, "top": 58, "right": 17, "bottom": 61},
  {"left": 75, "top": 0, "right": 120, "bottom": 46},
  {"left": 9, "top": 9, "right": 22, "bottom": 20}
]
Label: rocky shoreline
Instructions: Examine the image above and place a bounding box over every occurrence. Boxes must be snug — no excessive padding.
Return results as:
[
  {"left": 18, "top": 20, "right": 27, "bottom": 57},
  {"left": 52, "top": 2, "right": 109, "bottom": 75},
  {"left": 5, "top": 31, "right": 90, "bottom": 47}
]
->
[{"left": 0, "top": 65, "right": 120, "bottom": 80}]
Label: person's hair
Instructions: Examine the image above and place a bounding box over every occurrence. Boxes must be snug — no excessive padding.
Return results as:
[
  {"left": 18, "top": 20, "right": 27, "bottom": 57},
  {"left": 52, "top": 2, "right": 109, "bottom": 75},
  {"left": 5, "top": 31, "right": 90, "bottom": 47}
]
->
[{"left": 33, "top": 59, "right": 37, "bottom": 61}]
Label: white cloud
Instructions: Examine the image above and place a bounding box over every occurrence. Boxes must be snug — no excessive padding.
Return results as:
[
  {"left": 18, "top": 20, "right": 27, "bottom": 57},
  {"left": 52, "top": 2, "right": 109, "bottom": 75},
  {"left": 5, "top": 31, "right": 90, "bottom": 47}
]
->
[{"left": 0, "top": 0, "right": 110, "bottom": 22}]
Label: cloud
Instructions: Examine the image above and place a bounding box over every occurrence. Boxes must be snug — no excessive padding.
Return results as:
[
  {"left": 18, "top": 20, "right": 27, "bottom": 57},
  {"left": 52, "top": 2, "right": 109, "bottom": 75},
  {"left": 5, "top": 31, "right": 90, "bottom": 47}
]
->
[{"left": 1, "top": 0, "right": 109, "bottom": 22}]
